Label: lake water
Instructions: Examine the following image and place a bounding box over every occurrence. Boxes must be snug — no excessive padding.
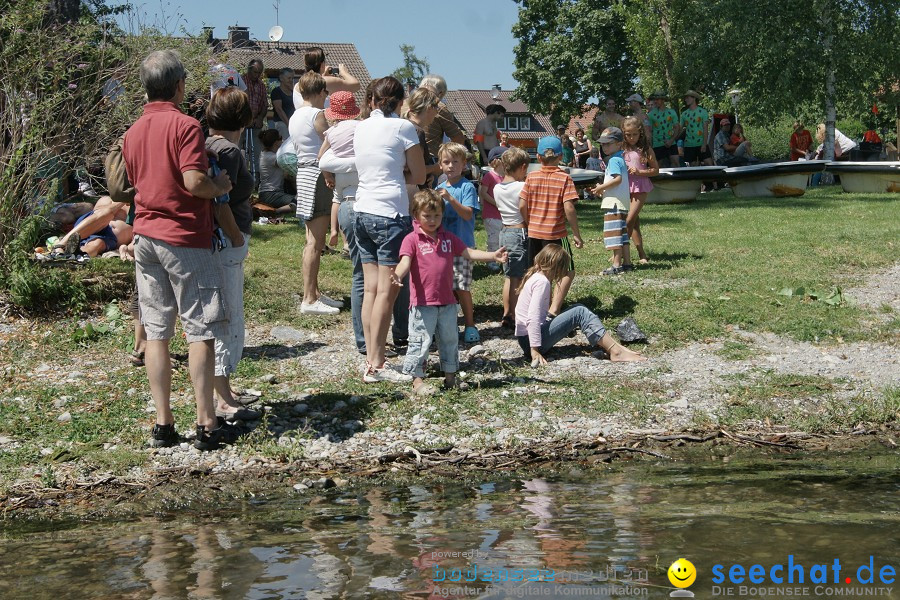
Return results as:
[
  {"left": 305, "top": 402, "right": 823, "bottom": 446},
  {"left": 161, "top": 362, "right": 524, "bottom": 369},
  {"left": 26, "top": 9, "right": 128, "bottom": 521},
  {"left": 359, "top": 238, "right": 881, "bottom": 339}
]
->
[{"left": 1, "top": 448, "right": 897, "bottom": 599}]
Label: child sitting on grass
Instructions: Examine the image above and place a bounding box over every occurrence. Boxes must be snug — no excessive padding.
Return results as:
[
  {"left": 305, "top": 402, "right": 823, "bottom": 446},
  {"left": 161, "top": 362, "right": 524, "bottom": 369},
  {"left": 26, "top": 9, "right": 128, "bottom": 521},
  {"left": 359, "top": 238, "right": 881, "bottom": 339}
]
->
[
  {"left": 258, "top": 129, "right": 296, "bottom": 215},
  {"left": 515, "top": 245, "right": 645, "bottom": 366},
  {"left": 437, "top": 142, "right": 481, "bottom": 343},
  {"left": 392, "top": 190, "right": 507, "bottom": 394},
  {"left": 492, "top": 146, "right": 530, "bottom": 329},
  {"left": 590, "top": 127, "right": 631, "bottom": 275}
]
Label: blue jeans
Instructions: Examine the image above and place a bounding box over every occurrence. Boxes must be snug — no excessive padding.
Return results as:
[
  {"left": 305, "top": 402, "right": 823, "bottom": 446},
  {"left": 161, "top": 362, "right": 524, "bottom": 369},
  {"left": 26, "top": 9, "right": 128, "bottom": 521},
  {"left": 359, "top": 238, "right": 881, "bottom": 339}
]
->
[
  {"left": 337, "top": 200, "right": 365, "bottom": 353},
  {"left": 402, "top": 304, "right": 459, "bottom": 377},
  {"left": 338, "top": 202, "right": 408, "bottom": 351},
  {"left": 517, "top": 304, "right": 606, "bottom": 356}
]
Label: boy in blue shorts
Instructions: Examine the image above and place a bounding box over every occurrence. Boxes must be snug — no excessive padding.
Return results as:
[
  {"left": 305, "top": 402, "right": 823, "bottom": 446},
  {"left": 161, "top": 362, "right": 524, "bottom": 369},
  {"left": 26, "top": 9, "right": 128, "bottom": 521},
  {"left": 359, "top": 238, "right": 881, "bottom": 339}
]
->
[
  {"left": 590, "top": 127, "right": 631, "bottom": 275},
  {"left": 437, "top": 142, "right": 481, "bottom": 342}
]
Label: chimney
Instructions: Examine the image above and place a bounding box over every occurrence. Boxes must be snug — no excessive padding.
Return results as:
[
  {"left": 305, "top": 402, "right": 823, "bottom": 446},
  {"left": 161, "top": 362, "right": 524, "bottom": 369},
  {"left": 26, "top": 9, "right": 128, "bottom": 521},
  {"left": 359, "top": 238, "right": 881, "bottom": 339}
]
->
[
  {"left": 202, "top": 27, "right": 214, "bottom": 44},
  {"left": 227, "top": 26, "right": 250, "bottom": 48}
]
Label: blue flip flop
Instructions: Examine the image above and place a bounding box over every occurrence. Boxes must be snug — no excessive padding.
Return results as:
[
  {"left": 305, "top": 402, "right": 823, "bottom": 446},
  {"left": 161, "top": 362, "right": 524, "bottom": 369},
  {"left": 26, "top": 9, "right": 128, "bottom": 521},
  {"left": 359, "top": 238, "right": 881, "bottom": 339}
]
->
[{"left": 463, "top": 326, "right": 480, "bottom": 343}]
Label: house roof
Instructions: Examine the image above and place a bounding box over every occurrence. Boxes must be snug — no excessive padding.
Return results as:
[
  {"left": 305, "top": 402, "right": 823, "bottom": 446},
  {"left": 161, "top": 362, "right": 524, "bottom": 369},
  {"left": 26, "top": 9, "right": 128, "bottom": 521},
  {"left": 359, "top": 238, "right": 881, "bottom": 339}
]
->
[
  {"left": 210, "top": 35, "right": 372, "bottom": 106},
  {"left": 567, "top": 106, "right": 598, "bottom": 134},
  {"left": 442, "top": 89, "right": 554, "bottom": 140}
]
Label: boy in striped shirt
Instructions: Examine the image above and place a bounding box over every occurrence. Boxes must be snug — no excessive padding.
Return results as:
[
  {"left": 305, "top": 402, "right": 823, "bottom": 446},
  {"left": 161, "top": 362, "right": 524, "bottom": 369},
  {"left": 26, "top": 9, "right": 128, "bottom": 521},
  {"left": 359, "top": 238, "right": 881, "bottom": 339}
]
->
[{"left": 520, "top": 136, "right": 583, "bottom": 316}]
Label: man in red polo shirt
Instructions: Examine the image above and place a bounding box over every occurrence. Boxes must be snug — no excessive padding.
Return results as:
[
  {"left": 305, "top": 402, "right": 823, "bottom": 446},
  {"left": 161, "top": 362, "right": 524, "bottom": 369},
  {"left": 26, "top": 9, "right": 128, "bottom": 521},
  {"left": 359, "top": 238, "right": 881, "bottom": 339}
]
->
[{"left": 123, "top": 50, "right": 235, "bottom": 451}]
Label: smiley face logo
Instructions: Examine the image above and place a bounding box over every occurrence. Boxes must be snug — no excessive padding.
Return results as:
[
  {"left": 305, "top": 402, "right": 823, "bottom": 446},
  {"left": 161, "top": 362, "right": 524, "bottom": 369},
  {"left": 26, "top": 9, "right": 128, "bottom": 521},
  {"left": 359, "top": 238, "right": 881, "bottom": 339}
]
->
[{"left": 668, "top": 558, "right": 697, "bottom": 588}]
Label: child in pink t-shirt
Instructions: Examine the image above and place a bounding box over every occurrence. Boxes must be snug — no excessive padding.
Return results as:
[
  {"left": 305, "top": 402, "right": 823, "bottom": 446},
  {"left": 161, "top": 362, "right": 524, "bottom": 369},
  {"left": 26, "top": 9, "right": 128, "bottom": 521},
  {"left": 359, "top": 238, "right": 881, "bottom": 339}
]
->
[
  {"left": 392, "top": 189, "right": 508, "bottom": 394},
  {"left": 479, "top": 145, "right": 507, "bottom": 273}
]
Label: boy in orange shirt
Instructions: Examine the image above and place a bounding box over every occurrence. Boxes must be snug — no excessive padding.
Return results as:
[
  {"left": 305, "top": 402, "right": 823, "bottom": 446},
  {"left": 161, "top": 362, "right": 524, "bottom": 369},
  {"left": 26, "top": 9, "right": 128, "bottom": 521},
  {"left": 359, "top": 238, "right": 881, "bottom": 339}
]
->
[{"left": 519, "top": 136, "right": 583, "bottom": 316}]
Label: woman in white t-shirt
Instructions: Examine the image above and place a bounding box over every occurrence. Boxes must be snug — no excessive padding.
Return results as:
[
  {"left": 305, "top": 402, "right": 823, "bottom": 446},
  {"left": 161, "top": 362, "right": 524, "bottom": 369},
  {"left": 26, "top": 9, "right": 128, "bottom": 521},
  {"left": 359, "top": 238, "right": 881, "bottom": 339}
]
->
[
  {"left": 353, "top": 76, "right": 426, "bottom": 383},
  {"left": 293, "top": 46, "right": 360, "bottom": 109}
]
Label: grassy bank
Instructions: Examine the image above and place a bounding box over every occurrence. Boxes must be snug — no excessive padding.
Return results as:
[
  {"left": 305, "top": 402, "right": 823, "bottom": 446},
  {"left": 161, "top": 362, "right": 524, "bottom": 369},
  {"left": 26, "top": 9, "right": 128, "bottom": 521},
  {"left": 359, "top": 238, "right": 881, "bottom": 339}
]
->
[{"left": 0, "top": 186, "right": 897, "bottom": 499}]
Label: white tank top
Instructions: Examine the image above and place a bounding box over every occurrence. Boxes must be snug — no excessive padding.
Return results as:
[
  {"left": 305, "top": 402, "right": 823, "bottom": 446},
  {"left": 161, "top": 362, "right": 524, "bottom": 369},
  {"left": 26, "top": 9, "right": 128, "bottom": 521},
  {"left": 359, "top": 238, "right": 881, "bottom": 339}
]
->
[{"left": 288, "top": 106, "right": 324, "bottom": 161}]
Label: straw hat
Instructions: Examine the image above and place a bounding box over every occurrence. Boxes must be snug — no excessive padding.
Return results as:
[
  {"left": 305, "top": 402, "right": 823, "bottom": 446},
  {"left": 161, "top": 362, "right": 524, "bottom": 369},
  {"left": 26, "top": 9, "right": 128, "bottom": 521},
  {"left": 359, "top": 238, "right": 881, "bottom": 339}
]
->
[{"left": 683, "top": 90, "right": 702, "bottom": 100}]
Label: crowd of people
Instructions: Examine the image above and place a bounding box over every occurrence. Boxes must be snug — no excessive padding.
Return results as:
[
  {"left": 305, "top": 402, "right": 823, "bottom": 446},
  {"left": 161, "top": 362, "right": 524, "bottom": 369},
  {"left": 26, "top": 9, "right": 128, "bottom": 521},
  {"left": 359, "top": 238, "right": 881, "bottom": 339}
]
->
[
  {"left": 97, "top": 49, "right": 654, "bottom": 450},
  {"left": 41, "top": 49, "right": 886, "bottom": 452}
]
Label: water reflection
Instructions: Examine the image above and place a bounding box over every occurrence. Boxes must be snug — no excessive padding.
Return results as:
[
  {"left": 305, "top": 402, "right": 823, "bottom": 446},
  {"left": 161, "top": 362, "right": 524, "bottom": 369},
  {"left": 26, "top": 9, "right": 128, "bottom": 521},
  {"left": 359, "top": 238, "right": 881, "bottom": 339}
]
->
[{"left": 0, "top": 451, "right": 897, "bottom": 598}]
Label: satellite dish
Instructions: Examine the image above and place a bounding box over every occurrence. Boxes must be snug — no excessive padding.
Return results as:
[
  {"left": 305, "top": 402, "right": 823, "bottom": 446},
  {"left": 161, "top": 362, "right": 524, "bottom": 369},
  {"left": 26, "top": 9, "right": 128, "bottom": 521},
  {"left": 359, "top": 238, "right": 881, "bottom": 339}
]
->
[{"left": 268, "top": 25, "right": 283, "bottom": 42}]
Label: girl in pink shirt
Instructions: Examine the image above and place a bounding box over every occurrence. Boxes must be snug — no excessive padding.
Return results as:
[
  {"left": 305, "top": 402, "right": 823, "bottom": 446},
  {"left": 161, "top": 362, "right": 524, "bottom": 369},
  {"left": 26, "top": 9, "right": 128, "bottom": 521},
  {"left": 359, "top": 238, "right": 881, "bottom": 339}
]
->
[{"left": 514, "top": 245, "right": 646, "bottom": 366}]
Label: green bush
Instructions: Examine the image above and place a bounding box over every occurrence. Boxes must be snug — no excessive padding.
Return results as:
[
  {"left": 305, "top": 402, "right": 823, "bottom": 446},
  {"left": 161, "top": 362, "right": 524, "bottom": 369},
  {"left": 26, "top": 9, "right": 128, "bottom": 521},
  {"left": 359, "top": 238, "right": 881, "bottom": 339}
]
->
[{"left": 0, "top": 0, "right": 214, "bottom": 311}]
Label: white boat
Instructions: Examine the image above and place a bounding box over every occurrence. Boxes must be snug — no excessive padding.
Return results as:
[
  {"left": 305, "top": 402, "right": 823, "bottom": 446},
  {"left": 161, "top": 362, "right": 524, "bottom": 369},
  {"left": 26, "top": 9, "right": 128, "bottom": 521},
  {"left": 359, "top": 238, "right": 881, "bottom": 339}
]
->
[
  {"left": 723, "top": 161, "right": 828, "bottom": 198},
  {"left": 646, "top": 166, "right": 726, "bottom": 204},
  {"left": 825, "top": 161, "right": 900, "bottom": 194}
]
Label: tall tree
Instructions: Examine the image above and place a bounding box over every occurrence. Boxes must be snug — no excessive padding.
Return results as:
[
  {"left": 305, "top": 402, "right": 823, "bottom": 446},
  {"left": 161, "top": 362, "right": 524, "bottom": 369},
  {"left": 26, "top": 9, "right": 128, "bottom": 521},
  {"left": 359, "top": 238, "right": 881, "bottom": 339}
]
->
[
  {"left": 391, "top": 44, "right": 431, "bottom": 88},
  {"left": 511, "top": 0, "right": 634, "bottom": 125},
  {"left": 714, "top": 0, "right": 899, "bottom": 150}
]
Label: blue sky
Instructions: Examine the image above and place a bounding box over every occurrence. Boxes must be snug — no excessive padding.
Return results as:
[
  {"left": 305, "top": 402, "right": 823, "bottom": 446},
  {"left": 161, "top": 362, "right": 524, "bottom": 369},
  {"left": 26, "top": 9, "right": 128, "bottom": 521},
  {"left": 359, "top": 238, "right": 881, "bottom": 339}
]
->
[{"left": 120, "top": 0, "right": 523, "bottom": 91}]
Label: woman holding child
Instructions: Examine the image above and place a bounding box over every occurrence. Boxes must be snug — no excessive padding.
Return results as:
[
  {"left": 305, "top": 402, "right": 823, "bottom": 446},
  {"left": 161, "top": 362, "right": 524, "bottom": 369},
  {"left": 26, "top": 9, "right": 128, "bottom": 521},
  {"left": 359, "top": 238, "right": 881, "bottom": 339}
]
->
[{"left": 353, "top": 76, "right": 426, "bottom": 383}]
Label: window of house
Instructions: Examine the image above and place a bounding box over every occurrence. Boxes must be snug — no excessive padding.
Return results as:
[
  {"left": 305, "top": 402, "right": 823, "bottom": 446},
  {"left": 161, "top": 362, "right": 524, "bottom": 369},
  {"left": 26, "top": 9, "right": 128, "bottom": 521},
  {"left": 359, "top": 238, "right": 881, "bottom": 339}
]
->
[
  {"left": 505, "top": 116, "right": 519, "bottom": 131},
  {"left": 519, "top": 116, "right": 531, "bottom": 131}
]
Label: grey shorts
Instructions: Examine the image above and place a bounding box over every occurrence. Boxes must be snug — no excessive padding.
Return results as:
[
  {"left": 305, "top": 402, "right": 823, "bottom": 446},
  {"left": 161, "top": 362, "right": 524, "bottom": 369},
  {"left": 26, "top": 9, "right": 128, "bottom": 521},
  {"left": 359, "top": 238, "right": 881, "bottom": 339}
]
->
[
  {"left": 134, "top": 234, "right": 227, "bottom": 343},
  {"left": 500, "top": 227, "right": 528, "bottom": 278}
]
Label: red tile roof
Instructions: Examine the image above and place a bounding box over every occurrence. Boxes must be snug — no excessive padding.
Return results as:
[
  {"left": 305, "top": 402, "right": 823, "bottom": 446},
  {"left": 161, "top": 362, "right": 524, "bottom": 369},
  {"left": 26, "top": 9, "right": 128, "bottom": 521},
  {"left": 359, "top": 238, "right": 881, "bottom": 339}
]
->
[
  {"left": 567, "top": 106, "right": 598, "bottom": 134},
  {"left": 442, "top": 89, "right": 555, "bottom": 140}
]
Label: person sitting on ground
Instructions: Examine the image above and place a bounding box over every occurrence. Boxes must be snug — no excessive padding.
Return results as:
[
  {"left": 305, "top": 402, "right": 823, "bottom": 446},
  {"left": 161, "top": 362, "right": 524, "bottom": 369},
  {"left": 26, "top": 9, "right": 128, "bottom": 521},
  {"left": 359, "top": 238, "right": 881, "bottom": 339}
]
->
[
  {"left": 70, "top": 207, "right": 133, "bottom": 257},
  {"left": 789, "top": 121, "right": 813, "bottom": 160},
  {"left": 51, "top": 195, "right": 126, "bottom": 254},
  {"left": 392, "top": 189, "right": 507, "bottom": 394},
  {"left": 257, "top": 129, "right": 296, "bottom": 215},
  {"left": 713, "top": 118, "right": 755, "bottom": 166},
  {"left": 515, "top": 245, "right": 645, "bottom": 365},
  {"left": 729, "top": 123, "right": 751, "bottom": 152},
  {"left": 813, "top": 123, "right": 857, "bottom": 160}
]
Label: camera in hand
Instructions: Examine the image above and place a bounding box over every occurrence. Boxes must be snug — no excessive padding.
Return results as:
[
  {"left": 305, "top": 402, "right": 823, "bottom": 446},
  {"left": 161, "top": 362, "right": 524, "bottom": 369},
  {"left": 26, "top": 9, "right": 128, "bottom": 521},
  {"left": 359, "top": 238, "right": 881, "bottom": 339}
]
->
[{"left": 329, "top": 66, "right": 340, "bottom": 76}]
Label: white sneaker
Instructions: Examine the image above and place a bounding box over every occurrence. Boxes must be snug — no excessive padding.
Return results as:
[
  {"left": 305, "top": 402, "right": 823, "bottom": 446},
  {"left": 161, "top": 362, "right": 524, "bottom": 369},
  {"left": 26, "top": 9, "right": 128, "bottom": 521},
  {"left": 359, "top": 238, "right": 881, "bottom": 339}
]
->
[
  {"left": 318, "top": 294, "right": 344, "bottom": 309},
  {"left": 300, "top": 300, "right": 339, "bottom": 315},
  {"left": 363, "top": 364, "right": 412, "bottom": 384}
]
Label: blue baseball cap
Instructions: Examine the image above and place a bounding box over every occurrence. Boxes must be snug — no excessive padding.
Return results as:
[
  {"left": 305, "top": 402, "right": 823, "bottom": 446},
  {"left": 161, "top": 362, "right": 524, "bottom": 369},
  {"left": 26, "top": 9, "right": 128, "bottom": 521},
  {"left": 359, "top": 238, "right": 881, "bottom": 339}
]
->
[
  {"left": 537, "top": 135, "right": 563, "bottom": 157},
  {"left": 487, "top": 145, "right": 508, "bottom": 163}
]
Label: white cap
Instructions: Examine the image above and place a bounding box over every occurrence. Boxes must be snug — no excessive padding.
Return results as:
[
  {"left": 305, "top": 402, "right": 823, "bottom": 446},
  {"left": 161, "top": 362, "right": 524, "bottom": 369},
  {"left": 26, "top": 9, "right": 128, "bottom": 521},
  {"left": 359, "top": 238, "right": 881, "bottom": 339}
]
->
[{"left": 625, "top": 93, "right": 644, "bottom": 104}]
